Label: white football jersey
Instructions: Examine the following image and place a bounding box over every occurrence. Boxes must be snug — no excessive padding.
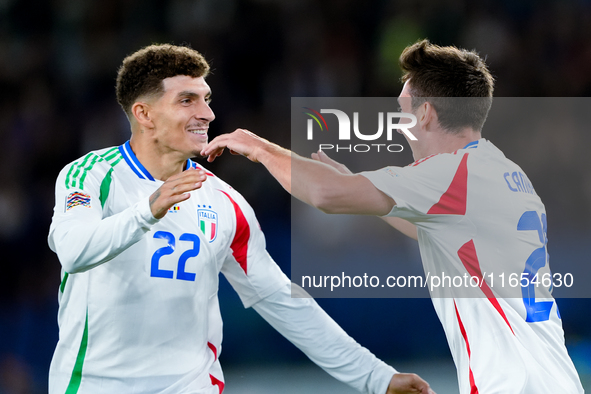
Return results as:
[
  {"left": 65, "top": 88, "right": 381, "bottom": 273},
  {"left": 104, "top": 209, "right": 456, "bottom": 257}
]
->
[
  {"left": 48, "top": 141, "right": 288, "bottom": 394},
  {"left": 48, "top": 141, "right": 397, "bottom": 394},
  {"left": 362, "top": 139, "right": 584, "bottom": 394}
]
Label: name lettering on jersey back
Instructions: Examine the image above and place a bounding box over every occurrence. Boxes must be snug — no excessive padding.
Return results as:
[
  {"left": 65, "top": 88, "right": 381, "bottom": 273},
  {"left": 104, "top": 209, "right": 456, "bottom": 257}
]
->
[{"left": 504, "top": 171, "right": 537, "bottom": 195}]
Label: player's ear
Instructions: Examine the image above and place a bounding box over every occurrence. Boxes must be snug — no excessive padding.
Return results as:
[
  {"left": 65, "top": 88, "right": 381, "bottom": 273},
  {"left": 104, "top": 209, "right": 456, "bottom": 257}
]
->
[
  {"left": 132, "top": 102, "right": 154, "bottom": 128},
  {"left": 420, "top": 101, "right": 438, "bottom": 130}
]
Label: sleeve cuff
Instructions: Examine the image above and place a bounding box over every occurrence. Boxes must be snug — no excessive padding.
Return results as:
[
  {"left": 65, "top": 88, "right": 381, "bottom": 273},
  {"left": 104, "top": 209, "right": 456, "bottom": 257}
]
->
[
  {"left": 137, "top": 196, "right": 160, "bottom": 227},
  {"left": 367, "top": 361, "right": 397, "bottom": 394}
]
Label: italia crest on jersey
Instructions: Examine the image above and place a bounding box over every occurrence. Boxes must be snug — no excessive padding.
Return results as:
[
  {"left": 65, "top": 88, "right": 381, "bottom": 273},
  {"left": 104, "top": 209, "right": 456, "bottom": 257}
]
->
[{"left": 198, "top": 207, "right": 218, "bottom": 242}]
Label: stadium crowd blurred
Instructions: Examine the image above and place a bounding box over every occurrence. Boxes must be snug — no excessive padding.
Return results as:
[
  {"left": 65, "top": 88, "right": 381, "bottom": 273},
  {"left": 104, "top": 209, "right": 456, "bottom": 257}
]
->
[{"left": 1, "top": 0, "right": 591, "bottom": 392}]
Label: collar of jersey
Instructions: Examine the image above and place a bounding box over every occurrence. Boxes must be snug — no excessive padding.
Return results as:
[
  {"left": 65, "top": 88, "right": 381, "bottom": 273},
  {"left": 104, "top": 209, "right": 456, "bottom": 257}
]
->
[
  {"left": 118, "top": 140, "right": 196, "bottom": 181},
  {"left": 462, "top": 140, "right": 480, "bottom": 150}
]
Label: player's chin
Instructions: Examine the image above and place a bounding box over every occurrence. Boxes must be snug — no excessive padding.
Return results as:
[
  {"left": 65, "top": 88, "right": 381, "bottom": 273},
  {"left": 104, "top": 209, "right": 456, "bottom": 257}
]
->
[
  {"left": 185, "top": 137, "right": 208, "bottom": 158},
  {"left": 191, "top": 143, "right": 209, "bottom": 159}
]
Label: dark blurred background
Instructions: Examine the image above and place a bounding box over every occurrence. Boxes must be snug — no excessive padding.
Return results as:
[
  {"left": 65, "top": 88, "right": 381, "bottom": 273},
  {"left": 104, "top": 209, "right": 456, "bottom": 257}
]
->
[{"left": 0, "top": 0, "right": 590, "bottom": 392}]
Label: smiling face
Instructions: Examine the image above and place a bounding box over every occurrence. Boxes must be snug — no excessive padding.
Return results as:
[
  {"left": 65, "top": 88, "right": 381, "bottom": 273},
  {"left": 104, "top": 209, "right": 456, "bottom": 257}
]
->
[{"left": 144, "top": 75, "right": 215, "bottom": 159}]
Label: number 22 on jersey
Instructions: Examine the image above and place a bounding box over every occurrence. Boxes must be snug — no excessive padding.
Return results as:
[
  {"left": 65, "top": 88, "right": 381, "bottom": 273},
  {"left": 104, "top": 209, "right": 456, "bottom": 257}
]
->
[{"left": 150, "top": 231, "right": 201, "bottom": 281}]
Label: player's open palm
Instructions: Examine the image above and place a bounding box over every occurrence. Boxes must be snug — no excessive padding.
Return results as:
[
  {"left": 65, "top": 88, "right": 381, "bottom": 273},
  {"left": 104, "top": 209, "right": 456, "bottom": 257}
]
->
[
  {"left": 387, "top": 373, "right": 436, "bottom": 394},
  {"left": 149, "top": 168, "right": 207, "bottom": 219}
]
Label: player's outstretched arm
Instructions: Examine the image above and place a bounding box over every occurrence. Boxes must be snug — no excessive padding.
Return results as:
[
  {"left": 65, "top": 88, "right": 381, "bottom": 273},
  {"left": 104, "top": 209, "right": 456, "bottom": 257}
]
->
[
  {"left": 251, "top": 284, "right": 435, "bottom": 394},
  {"left": 311, "top": 150, "right": 418, "bottom": 241},
  {"left": 202, "top": 129, "right": 395, "bottom": 216},
  {"left": 218, "top": 184, "right": 432, "bottom": 394}
]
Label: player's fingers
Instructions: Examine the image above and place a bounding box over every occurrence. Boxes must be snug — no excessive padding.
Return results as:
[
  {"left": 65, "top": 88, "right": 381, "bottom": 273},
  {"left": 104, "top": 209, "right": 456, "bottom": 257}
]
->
[
  {"left": 317, "top": 149, "right": 332, "bottom": 160},
  {"left": 201, "top": 135, "right": 229, "bottom": 157},
  {"left": 168, "top": 181, "right": 205, "bottom": 195},
  {"left": 389, "top": 373, "right": 435, "bottom": 394},
  {"left": 315, "top": 150, "right": 332, "bottom": 164},
  {"left": 409, "top": 374, "right": 433, "bottom": 393},
  {"left": 166, "top": 168, "right": 206, "bottom": 182},
  {"left": 311, "top": 152, "right": 320, "bottom": 161},
  {"left": 169, "top": 174, "right": 207, "bottom": 191},
  {"left": 174, "top": 171, "right": 207, "bottom": 185},
  {"left": 414, "top": 377, "right": 434, "bottom": 394},
  {"left": 203, "top": 129, "right": 257, "bottom": 156},
  {"left": 202, "top": 147, "right": 225, "bottom": 162},
  {"left": 317, "top": 150, "right": 339, "bottom": 166},
  {"left": 165, "top": 173, "right": 207, "bottom": 193},
  {"left": 316, "top": 150, "right": 352, "bottom": 174},
  {"left": 208, "top": 149, "right": 225, "bottom": 162},
  {"left": 201, "top": 142, "right": 224, "bottom": 157},
  {"left": 150, "top": 190, "right": 192, "bottom": 219},
  {"left": 166, "top": 191, "right": 192, "bottom": 205}
]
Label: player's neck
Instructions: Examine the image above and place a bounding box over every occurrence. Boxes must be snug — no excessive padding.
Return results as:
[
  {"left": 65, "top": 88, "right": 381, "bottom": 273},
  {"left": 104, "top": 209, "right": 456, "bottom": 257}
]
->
[
  {"left": 129, "top": 137, "right": 187, "bottom": 181},
  {"left": 418, "top": 128, "right": 481, "bottom": 159}
]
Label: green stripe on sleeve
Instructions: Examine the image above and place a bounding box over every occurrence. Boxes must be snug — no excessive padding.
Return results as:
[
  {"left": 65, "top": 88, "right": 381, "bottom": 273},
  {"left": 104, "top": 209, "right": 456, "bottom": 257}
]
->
[
  {"left": 59, "top": 272, "right": 69, "bottom": 293},
  {"left": 70, "top": 153, "right": 94, "bottom": 189},
  {"left": 101, "top": 147, "right": 119, "bottom": 161},
  {"left": 78, "top": 156, "right": 103, "bottom": 189},
  {"left": 65, "top": 311, "right": 89, "bottom": 394},
  {"left": 77, "top": 154, "right": 100, "bottom": 190},
  {"left": 99, "top": 168, "right": 113, "bottom": 208},
  {"left": 110, "top": 156, "right": 122, "bottom": 167},
  {"left": 65, "top": 148, "right": 122, "bottom": 190},
  {"left": 105, "top": 150, "right": 123, "bottom": 168},
  {"left": 64, "top": 162, "right": 78, "bottom": 190}
]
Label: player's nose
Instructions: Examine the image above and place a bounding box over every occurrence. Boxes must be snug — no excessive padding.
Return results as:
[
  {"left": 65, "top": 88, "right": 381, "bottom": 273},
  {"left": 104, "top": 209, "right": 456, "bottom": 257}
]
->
[{"left": 197, "top": 101, "right": 215, "bottom": 123}]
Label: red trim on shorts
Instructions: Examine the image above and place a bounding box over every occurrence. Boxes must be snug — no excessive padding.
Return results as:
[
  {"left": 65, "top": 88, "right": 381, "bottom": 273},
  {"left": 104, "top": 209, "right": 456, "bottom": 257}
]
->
[
  {"left": 210, "top": 374, "right": 225, "bottom": 393},
  {"left": 457, "top": 240, "right": 515, "bottom": 335},
  {"left": 454, "top": 300, "right": 480, "bottom": 394},
  {"left": 219, "top": 190, "right": 250, "bottom": 274},
  {"left": 427, "top": 153, "right": 469, "bottom": 215}
]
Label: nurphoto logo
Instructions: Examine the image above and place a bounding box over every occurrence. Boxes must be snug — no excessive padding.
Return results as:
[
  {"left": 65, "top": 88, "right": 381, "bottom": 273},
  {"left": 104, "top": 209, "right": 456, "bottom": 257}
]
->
[{"left": 303, "top": 107, "right": 417, "bottom": 153}]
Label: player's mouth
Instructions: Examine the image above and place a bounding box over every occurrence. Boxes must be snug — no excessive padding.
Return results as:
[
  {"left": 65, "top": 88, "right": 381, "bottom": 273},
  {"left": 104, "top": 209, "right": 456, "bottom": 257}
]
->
[
  {"left": 186, "top": 126, "right": 208, "bottom": 136},
  {"left": 188, "top": 129, "right": 207, "bottom": 135}
]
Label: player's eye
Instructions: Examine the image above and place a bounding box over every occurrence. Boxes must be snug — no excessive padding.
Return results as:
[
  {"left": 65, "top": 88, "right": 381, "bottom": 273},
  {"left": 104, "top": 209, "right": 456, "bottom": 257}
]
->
[
  {"left": 205, "top": 97, "right": 212, "bottom": 104},
  {"left": 181, "top": 98, "right": 191, "bottom": 104}
]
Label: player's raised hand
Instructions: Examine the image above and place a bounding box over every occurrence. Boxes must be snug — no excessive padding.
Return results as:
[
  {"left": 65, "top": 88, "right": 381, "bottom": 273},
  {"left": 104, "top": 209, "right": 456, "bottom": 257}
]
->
[
  {"left": 201, "top": 128, "right": 272, "bottom": 163},
  {"left": 387, "top": 373, "right": 436, "bottom": 394},
  {"left": 311, "top": 149, "right": 353, "bottom": 175},
  {"left": 149, "top": 168, "right": 207, "bottom": 219}
]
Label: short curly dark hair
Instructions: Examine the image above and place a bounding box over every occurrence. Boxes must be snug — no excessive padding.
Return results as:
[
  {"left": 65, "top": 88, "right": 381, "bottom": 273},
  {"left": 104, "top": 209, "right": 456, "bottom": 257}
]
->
[
  {"left": 399, "top": 39, "right": 494, "bottom": 133},
  {"left": 116, "top": 44, "right": 210, "bottom": 117}
]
